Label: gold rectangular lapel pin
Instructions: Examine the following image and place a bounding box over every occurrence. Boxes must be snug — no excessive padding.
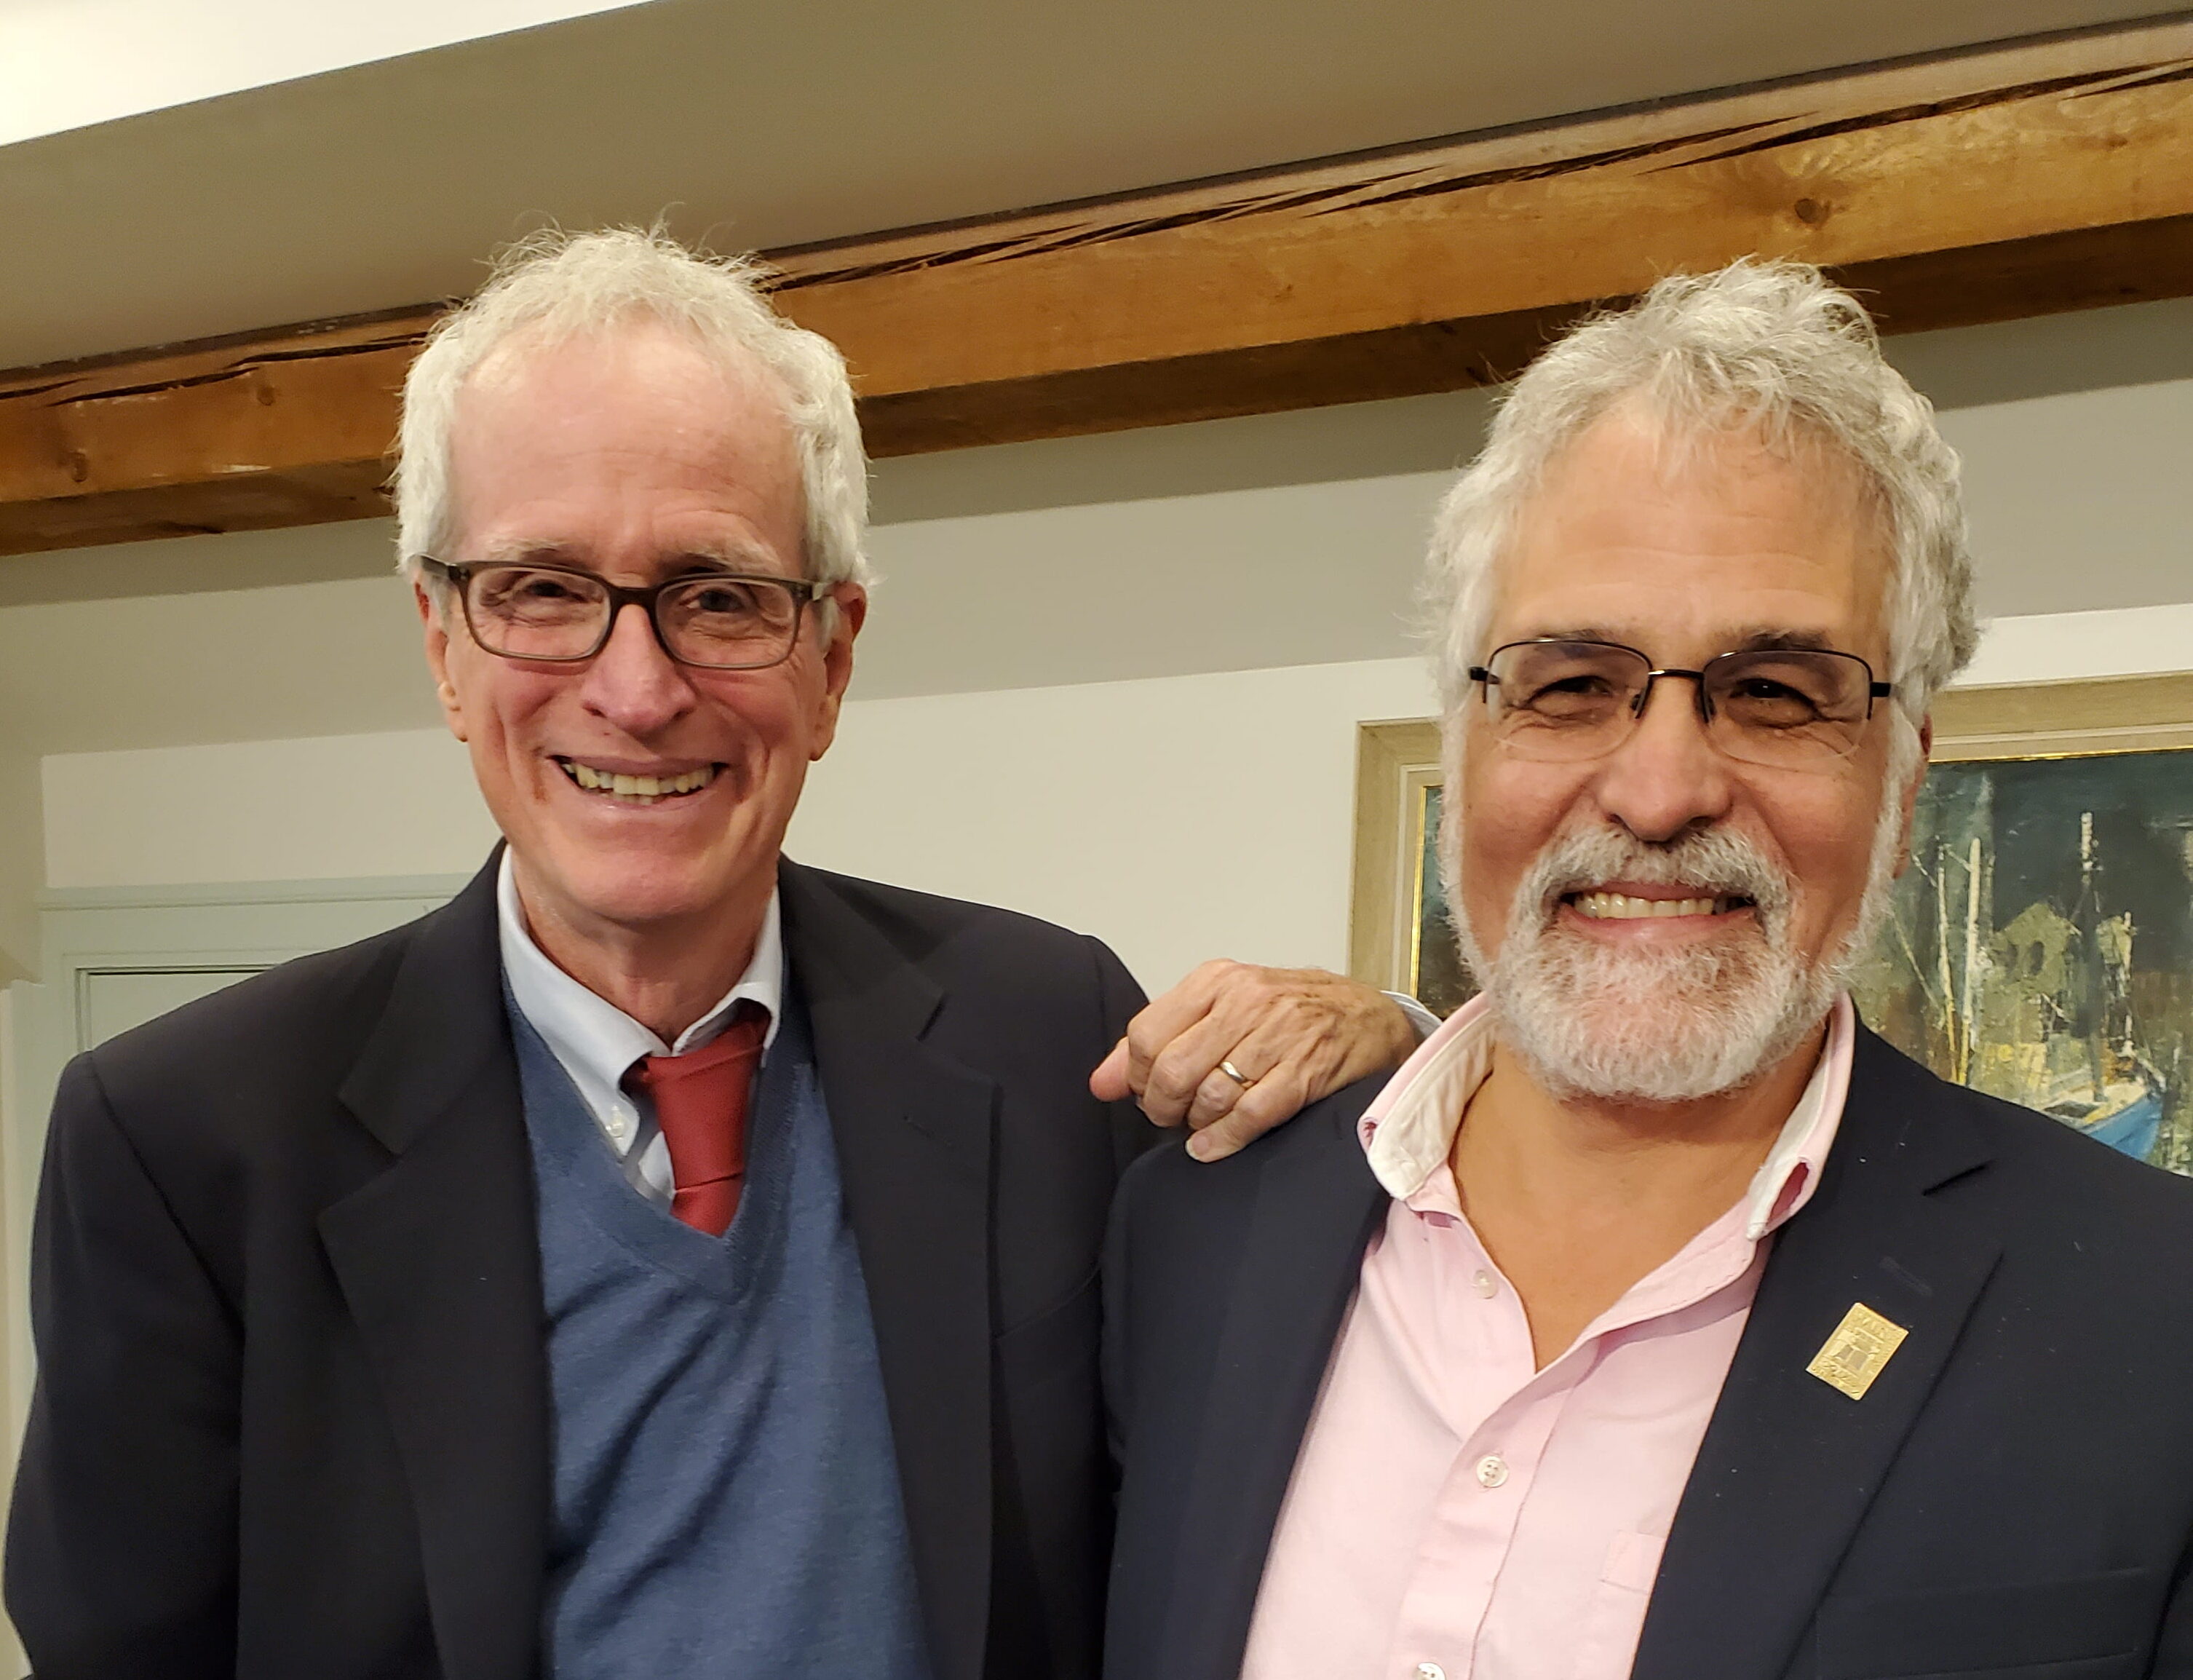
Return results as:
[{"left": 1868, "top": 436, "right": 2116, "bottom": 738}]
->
[{"left": 1806, "top": 1302, "right": 1910, "bottom": 1400}]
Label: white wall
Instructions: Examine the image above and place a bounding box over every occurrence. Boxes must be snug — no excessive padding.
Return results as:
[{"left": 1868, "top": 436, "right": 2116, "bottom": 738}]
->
[
  {"left": 39, "top": 659, "right": 1433, "bottom": 989},
  {"left": 39, "top": 602, "right": 2193, "bottom": 993},
  {"left": 42, "top": 728, "right": 497, "bottom": 891},
  {"left": 1943, "top": 379, "right": 2193, "bottom": 615},
  {"left": 0, "top": 727, "right": 39, "bottom": 983},
  {"left": 790, "top": 659, "right": 1435, "bottom": 988}
]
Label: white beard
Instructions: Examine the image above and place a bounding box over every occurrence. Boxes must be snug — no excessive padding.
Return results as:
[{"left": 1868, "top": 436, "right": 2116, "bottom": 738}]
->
[{"left": 1452, "top": 793, "right": 1903, "bottom": 1104}]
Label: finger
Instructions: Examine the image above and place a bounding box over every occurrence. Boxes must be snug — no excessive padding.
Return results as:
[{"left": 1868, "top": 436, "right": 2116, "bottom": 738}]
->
[
  {"left": 1179, "top": 1060, "right": 1258, "bottom": 1133},
  {"left": 1203, "top": 980, "right": 1413, "bottom": 1121},
  {"left": 1178, "top": 1037, "right": 1277, "bottom": 1132},
  {"left": 1138, "top": 1005, "right": 1264, "bottom": 1127},
  {"left": 1090, "top": 1037, "right": 1132, "bottom": 1102},
  {"left": 1189, "top": 1066, "right": 1314, "bottom": 1162},
  {"left": 1149, "top": 976, "right": 1317, "bottom": 1128},
  {"left": 1117, "top": 961, "right": 1235, "bottom": 1096},
  {"left": 1181, "top": 1010, "right": 1339, "bottom": 1132}
]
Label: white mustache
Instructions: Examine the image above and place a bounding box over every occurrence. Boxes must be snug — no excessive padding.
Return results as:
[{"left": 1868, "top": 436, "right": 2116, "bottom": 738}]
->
[{"left": 1517, "top": 825, "right": 1796, "bottom": 933}]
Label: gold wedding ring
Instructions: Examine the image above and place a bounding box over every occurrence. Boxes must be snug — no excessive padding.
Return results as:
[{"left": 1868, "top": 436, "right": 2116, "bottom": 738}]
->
[{"left": 1218, "top": 1058, "right": 1258, "bottom": 1090}]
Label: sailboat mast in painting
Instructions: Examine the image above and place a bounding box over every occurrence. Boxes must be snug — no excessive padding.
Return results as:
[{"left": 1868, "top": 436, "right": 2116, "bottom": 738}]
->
[{"left": 1852, "top": 754, "right": 2193, "bottom": 1170}]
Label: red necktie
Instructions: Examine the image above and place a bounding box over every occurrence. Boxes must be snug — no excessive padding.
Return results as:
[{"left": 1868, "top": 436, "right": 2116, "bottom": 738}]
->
[{"left": 624, "top": 1001, "right": 769, "bottom": 1236}]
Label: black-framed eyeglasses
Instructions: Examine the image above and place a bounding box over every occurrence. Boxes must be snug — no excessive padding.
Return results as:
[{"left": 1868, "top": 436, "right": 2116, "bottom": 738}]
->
[
  {"left": 418, "top": 557, "right": 820, "bottom": 672},
  {"left": 1467, "top": 638, "right": 1894, "bottom": 771}
]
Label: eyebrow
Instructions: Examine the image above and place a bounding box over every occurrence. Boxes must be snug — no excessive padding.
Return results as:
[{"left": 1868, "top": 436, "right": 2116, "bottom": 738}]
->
[
  {"left": 1726, "top": 627, "right": 1836, "bottom": 654},
  {"left": 468, "top": 539, "right": 780, "bottom": 574},
  {"left": 1525, "top": 625, "right": 1626, "bottom": 646},
  {"left": 1510, "top": 625, "right": 1841, "bottom": 656},
  {"left": 470, "top": 538, "right": 574, "bottom": 567}
]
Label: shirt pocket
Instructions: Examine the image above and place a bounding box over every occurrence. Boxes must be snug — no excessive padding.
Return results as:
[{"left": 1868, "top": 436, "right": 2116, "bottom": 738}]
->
[
  {"left": 1570, "top": 1530, "right": 1666, "bottom": 1680},
  {"left": 1814, "top": 1567, "right": 2154, "bottom": 1679}
]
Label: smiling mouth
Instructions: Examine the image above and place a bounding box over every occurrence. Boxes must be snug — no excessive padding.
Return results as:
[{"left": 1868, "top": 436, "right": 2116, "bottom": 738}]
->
[
  {"left": 1566, "top": 890, "right": 1754, "bottom": 920},
  {"left": 555, "top": 758, "right": 723, "bottom": 805}
]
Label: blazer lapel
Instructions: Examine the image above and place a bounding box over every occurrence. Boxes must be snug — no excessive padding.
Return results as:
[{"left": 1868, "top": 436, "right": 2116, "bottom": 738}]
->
[
  {"left": 1157, "top": 1112, "right": 1389, "bottom": 1680},
  {"left": 1632, "top": 1028, "right": 2002, "bottom": 1680},
  {"left": 779, "top": 861, "right": 1001, "bottom": 1680},
  {"left": 319, "top": 856, "right": 550, "bottom": 1680}
]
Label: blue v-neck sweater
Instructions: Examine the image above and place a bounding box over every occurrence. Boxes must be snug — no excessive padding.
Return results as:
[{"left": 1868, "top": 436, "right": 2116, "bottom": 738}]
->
[{"left": 510, "top": 991, "right": 932, "bottom": 1679}]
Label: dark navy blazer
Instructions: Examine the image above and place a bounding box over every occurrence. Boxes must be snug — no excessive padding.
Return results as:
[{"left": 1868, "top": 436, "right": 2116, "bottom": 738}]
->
[
  {"left": 1104, "top": 1026, "right": 2193, "bottom": 1680},
  {"left": 9, "top": 854, "right": 1151, "bottom": 1680}
]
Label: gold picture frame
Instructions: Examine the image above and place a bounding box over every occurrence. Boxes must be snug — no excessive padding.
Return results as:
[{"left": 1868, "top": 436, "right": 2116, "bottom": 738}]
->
[
  {"left": 1348, "top": 716, "right": 1444, "bottom": 1003},
  {"left": 1348, "top": 670, "right": 2193, "bottom": 1003}
]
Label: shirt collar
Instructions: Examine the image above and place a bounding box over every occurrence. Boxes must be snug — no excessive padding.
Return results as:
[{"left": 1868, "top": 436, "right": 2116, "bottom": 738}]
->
[
  {"left": 496, "top": 849, "right": 785, "bottom": 1118},
  {"left": 1360, "top": 991, "right": 1855, "bottom": 1243}
]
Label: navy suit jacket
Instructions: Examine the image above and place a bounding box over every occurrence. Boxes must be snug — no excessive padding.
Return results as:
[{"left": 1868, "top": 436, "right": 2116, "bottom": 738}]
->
[
  {"left": 8, "top": 853, "right": 1151, "bottom": 1680},
  {"left": 1104, "top": 1023, "right": 2193, "bottom": 1680}
]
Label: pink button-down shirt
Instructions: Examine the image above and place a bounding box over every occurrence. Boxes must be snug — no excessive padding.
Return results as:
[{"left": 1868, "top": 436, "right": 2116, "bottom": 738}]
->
[{"left": 1240, "top": 992, "right": 1856, "bottom": 1680}]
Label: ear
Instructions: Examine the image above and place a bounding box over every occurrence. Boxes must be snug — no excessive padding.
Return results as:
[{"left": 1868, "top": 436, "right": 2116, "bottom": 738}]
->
[
  {"left": 806, "top": 582, "right": 868, "bottom": 762},
  {"left": 416, "top": 581, "right": 469, "bottom": 743},
  {"left": 1889, "top": 714, "right": 1932, "bottom": 878}
]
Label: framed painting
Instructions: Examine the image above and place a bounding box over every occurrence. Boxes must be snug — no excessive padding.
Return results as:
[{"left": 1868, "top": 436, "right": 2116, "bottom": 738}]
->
[
  {"left": 1349, "top": 718, "right": 1464, "bottom": 1017},
  {"left": 1348, "top": 672, "right": 2193, "bottom": 1170}
]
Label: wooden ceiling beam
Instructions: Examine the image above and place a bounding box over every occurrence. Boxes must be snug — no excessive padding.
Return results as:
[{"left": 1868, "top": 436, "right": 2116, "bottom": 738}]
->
[
  {"left": 9, "top": 17, "right": 2193, "bottom": 557},
  {"left": 0, "top": 309, "right": 434, "bottom": 555}
]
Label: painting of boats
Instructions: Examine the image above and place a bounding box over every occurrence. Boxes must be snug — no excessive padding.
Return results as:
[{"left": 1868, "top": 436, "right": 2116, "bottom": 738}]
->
[{"left": 1850, "top": 753, "right": 2193, "bottom": 1171}]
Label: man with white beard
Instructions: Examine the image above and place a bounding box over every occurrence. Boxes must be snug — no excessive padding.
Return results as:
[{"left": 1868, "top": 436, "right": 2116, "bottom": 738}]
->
[{"left": 1100, "top": 261, "right": 2193, "bottom": 1680}]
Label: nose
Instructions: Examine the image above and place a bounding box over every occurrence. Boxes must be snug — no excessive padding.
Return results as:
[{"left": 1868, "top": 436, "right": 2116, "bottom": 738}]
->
[
  {"left": 578, "top": 602, "right": 696, "bottom": 737},
  {"left": 1592, "top": 672, "right": 1734, "bottom": 844}
]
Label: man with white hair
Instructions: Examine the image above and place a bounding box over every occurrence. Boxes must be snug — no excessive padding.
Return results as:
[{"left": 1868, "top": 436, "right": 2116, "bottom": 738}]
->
[
  {"left": 1103, "top": 261, "right": 2193, "bottom": 1679},
  {"left": 4, "top": 230, "right": 1420, "bottom": 1680}
]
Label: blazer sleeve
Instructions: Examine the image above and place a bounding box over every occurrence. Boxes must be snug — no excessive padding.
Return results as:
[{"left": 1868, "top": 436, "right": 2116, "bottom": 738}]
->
[
  {"left": 5, "top": 1052, "right": 241, "bottom": 1679},
  {"left": 1087, "top": 934, "right": 1161, "bottom": 1178}
]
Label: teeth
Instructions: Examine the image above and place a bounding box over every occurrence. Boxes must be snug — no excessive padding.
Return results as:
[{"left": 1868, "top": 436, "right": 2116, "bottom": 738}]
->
[
  {"left": 560, "top": 761, "right": 718, "bottom": 801},
  {"left": 1572, "top": 892, "right": 1732, "bottom": 920}
]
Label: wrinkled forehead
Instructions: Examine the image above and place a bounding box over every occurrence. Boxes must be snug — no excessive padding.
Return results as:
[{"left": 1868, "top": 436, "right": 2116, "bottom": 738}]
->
[
  {"left": 1488, "top": 407, "right": 1895, "bottom": 659},
  {"left": 444, "top": 319, "right": 806, "bottom": 552}
]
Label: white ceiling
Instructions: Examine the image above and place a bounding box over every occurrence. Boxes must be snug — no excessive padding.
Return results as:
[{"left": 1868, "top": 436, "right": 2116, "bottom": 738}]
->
[
  {"left": 0, "top": 0, "right": 649, "bottom": 148},
  {"left": 1, "top": 0, "right": 2178, "bottom": 369}
]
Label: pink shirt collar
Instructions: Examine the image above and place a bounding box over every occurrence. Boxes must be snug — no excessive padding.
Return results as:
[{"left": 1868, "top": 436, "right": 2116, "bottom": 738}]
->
[{"left": 1360, "top": 991, "right": 1856, "bottom": 1244}]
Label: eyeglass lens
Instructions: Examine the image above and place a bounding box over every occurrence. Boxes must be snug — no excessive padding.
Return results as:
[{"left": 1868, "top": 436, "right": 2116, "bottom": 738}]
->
[
  {"left": 1480, "top": 640, "right": 1879, "bottom": 768},
  {"left": 464, "top": 566, "right": 804, "bottom": 669}
]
